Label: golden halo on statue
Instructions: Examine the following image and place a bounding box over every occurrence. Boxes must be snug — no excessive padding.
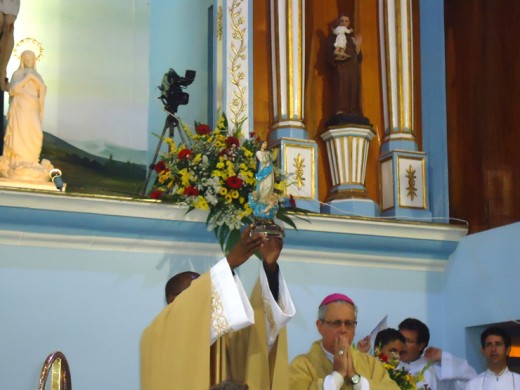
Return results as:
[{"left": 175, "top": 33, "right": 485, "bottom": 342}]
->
[{"left": 14, "top": 37, "right": 44, "bottom": 61}]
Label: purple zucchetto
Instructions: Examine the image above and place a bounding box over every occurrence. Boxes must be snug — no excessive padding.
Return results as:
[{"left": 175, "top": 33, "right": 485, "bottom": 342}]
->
[{"left": 319, "top": 293, "right": 355, "bottom": 307}]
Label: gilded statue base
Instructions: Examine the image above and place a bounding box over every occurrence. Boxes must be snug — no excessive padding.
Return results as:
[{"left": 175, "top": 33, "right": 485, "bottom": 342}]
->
[{"left": 250, "top": 218, "right": 285, "bottom": 239}]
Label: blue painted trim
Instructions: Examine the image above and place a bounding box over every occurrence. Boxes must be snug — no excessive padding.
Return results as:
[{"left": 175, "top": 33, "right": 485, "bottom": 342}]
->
[
  {"left": 420, "top": 0, "right": 450, "bottom": 219},
  {"left": 331, "top": 184, "right": 367, "bottom": 192},
  {"left": 269, "top": 128, "right": 309, "bottom": 143},
  {"left": 380, "top": 139, "right": 418, "bottom": 154}
]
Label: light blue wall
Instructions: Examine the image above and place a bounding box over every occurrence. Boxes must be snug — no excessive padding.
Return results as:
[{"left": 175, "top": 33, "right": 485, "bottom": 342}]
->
[
  {"left": 0, "top": 190, "right": 465, "bottom": 389},
  {"left": 442, "top": 222, "right": 520, "bottom": 373},
  {"left": 147, "top": 0, "right": 213, "bottom": 166},
  {"left": 282, "top": 262, "right": 445, "bottom": 358},
  {"left": 420, "top": 0, "right": 450, "bottom": 220},
  {"left": 0, "top": 235, "right": 448, "bottom": 390},
  {"left": 0, "top": 243, "right": 220, "bottom": 390}
]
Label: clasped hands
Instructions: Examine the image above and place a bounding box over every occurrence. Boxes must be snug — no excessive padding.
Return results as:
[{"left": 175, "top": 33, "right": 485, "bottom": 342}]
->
[
  {"left": 333, "top": 335, "right": 359, "bottom": 382},
  {"left": 226, "top": 224, "right": 283, "bottom": 272}
]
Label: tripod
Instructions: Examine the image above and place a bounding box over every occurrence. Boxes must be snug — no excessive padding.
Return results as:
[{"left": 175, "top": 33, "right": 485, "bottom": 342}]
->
[{"left": 141, "top": 111, "right": 187, "bottom": 196}]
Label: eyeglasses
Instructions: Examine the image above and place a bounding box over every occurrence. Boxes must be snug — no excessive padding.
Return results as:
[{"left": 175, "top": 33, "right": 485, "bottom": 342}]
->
[{"left": 323, "top": 319, "right": 357, "bottom": 329}]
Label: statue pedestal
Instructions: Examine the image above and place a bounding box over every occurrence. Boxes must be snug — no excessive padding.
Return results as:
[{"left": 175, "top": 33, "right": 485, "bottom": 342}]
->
[
  {"left": 269, "top": 137, "right": 320, "bottom": 213},
  {"left": 379, "top": 150, "right": 431, "bottom": 220},
  {"left": 321, "top": 124, "right": 379, "bottom": 217},
  {"left": 0, "top": 177, "right": 66, "bottom": 192}
]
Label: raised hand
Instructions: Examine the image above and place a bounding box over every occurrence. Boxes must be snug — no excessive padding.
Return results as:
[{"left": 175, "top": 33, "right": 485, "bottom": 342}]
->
[
  {"left": 356, "top": 335, "right": 371, "bottom": 354},
  {"left": 257, "top": 236, "right": 283, "bottom": 272},
  {"left": 424, "top": 346, "right": 443, "bottom": 363},
  {"left": 226, "top": 224, "right": 266, "bottom": 269}
]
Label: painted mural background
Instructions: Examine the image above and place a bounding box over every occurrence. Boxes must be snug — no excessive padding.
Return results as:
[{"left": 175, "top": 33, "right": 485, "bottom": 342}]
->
[{"left": 4, "top": 0, "right": 150, "bottom": 195}]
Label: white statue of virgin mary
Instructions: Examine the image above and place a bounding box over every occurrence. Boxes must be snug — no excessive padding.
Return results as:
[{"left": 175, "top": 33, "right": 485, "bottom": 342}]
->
[{"left": 0, "top": 49, "right": 54, "bottom": 181}]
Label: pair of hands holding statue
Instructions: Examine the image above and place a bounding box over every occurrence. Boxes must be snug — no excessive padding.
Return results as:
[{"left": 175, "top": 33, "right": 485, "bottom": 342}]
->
[{"left": 226, "top": 224, "right": 283, "bottom": 273}]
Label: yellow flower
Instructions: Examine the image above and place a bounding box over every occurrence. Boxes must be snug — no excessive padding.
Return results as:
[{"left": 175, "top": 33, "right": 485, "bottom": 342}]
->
[
  {"left": 194, "top": 196, "right": 209, "bottom": 210},
  {"left": 220, "top": 187, "right": 228, "bottom": 196},
  {"left": 225, "top": 193, "right": 233, "bottom": 203},
  {"left": 158, "top": 170, "right": 171, "bottom": 184},
  {"left": 164, "top": 137, "right": 177, "bottom": 152},
  {"left": 193, "top": 154, "right": 202, "bottom": 164},
  {"left": 242, "top": 147, "right": 253, "bottom": 158},
  {"left": 216, "top": 161, "right": 225, "bottom": 169},
  {"left": 167, "top": 181, "right": 174, "bottom": 189},
  {"left": 216, "top": 115, "right": 225, "bottom": 129},
  {"left": 230, "top": 190, "right": 239, "bottom": 199},
  {"left": 179, "top": 168, "right": 191, "bottom": 186},
  {"left": 239, "top": 196, "right": 245, "bottom": 204},
  {"left": 243, "top": 203, "right": 252, "bottom": 216},
  {"left": 274, "top": 180, "right": 286, "bottom": 191},
  {"left": 176, "top": 186, "right": 185, "bottom": 195}
]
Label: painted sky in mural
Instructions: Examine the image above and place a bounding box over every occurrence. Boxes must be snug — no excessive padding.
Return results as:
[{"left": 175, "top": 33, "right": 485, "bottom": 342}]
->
[{"left": 8, "top": 0, "right": 149, "bottom": 164}]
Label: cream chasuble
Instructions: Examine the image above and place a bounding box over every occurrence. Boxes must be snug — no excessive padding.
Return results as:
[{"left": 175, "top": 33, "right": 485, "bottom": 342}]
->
[
  {"left": 141, "top": 259, "right": 294, "bottom": 390},
  {"left": 289, "top": 341, "right": 399, "bottom": 390}
]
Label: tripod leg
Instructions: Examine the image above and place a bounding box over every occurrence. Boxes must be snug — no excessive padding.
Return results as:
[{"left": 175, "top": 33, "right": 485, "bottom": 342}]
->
[{"left": 140, "top": 118, "right": 171, "bottom": 196}]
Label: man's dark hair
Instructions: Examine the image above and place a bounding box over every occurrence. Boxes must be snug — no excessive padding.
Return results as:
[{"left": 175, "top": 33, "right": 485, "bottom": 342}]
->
[
  {"left": 164, "top": 271, "right": 200, "bottom": 304},
  {"left": 480, "top": 326, "right": 511, "bottom": 349},
  {"left": 210, "top": 380, "right": 248, "bottom": 390},
  {"left": 398, "top": 318, "right": 430, "bottom": 354},
  {"left": 375, "top": 328, "right": 405, "bottom": 350}
]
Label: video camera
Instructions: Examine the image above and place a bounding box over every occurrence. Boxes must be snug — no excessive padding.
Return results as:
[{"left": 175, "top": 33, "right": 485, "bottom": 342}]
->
[{"left": 158, "top": 68, "right": 196, "bottom": 115}]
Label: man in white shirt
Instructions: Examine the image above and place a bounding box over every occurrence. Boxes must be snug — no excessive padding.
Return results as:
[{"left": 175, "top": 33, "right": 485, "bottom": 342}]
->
[
  {"left": 466, "top": 326, "right": 520, "bottom": 389},
  {"left": 398, "top": 318, "right": 477, "bottom": 390}
]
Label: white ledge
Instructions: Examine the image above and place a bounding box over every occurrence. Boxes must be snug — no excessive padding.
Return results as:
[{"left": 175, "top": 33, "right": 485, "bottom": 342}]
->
[
  {"left": 0, "top": 189, "right": 468, "bottom": 242},
  {"left": 0, "top": 189, "right": 467, "bottom": 271}
]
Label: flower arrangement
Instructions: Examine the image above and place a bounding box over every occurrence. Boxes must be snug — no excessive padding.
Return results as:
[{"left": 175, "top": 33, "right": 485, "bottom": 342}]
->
[
  {"left": 375, "top": 348, "right": 427, "bottom": 390},
  {"left": 150, "top": 114, "right": 300, "bottom": 252}
]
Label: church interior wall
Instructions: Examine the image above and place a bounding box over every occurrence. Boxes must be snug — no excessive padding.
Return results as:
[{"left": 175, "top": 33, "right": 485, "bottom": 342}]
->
[
  {"left": 0, "top": 226, "right": 447, "bottom": 390},
  {"left": 442, "top": 222, "right": 520, "bottom": 373},
  {"left": 1, "top": 0, "right": 518, "bottom": 389}
]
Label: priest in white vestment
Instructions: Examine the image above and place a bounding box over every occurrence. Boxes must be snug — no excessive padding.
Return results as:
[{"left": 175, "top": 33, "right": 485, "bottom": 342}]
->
[
  {"left": 398, "top": 318, "right": 477, "bottom": 390},
  {"left": 140, "top": 225, "right": 295, "bottom": 390},
  {"left": 466, "top": 326, "right": 520, "bottom": 390}
]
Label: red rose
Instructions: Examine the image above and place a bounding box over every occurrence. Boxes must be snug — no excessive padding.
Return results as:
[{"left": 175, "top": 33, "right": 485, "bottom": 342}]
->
[
  {"left": 379, "top": 353, "right": 388, "bottom": 363},
  {"left": 178, "top": 149, "right": 192, "bottom": 159},
  {"left": 289, "top": 194, "right": 296, "bottom": 208},
  {"left": 150, "top": 189, "right": 163, "bottom": 199},
  {"left": 226, "top": 176, "right": 243, "bottom": 189},
  {"left": 183, "top": 186, "right": 199, "bottom": 196},
  {"left": 226, "top": 136, "right": 239, "bottom": 148},
  {"left": 154, "top": 161, "right": 168, "bottom": 173},
  {"left": 195, "top": 124, "right": 211, "bottom": 135}
]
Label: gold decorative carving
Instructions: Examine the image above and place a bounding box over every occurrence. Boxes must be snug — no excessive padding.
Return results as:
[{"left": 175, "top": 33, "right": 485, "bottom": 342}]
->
[
  {"left": 217, "top": 6, "right": 223, "bottom": 41},
  {"left": 293, "top": 153, "right": 305, "bottom": 190},
  {"left": 228, "top": 0, "right": 247, "bottom": 129},
  {"left": 405, "top": 164, "right": 417, "bottom": 201}
]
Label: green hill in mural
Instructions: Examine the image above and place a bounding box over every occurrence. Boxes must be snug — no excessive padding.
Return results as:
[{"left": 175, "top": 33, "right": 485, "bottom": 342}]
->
[{"left": 41, "top": 131, "right": 148, "bottom": 197}]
